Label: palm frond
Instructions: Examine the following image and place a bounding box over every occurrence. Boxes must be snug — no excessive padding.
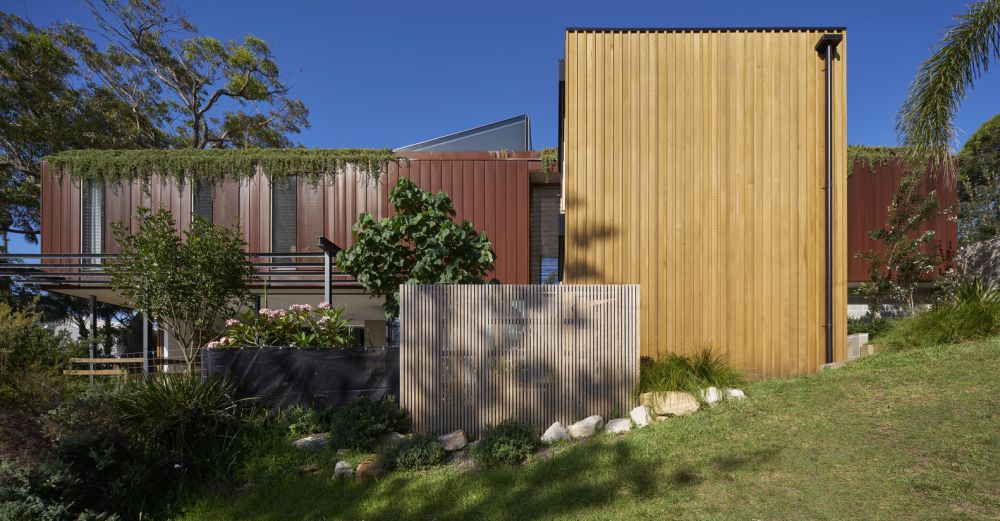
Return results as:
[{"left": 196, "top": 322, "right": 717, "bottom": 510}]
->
[{"left": 896, "top": 0, "right": 1000, "bottom": 171}]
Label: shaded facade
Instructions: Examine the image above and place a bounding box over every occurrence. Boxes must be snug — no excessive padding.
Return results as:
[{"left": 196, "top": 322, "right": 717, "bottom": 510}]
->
[
  {"left": 562, "top": 28, "right": 848, "bottom": 377},
  {"left": 847, "top": 157, "right": 958, "bottom": 283}
]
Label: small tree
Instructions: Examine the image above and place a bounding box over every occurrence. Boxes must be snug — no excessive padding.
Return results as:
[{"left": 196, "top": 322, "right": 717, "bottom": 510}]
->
[
  {"left": 336, "top": 178, "right": 495, "bottom": 319},
  {"left": 957, "top": 112, "right": 1000, "bottom": 244},
  {"left": 108, "top": 208, "right": 251, "bottom": 372},
  {"left": 856, "top": 172, "right": 941, "bottom": 317}
]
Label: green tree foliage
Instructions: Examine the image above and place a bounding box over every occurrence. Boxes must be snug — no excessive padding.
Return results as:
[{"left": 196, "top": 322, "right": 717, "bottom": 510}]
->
[
  {"left": 957, "top": 112, "right": 1000, "bottom": 243},
  {"left": 896, "top": 0, "right": 1000, "bottom": 168},
  {"left": 107, "top": 208, "right": 252, "bottom": 372},
  {"left": 856, "top": 173, "right": 942, "bottom": 317},
  {"left": 0, "top": 13, "right": 164, "bottom": 249},
  {"left": 84, "top": 0, "right": 309, "bottom": 149},
  {"left": 336, "top": 178, "right": 496, "bottom": 319}
]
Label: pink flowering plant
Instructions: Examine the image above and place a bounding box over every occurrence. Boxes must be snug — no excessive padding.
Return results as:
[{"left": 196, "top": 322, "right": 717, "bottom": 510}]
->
[{"left": 206, "top": 302, "right": 350, "bottom": 348}]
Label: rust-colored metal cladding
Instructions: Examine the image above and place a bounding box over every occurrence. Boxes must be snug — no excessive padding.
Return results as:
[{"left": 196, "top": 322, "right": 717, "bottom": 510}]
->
[
  {"left": 38, "top": 151, "right": 538, "bottom": 288},
  {"left": 847, "top": 158, "right": 958, "bottom": 282}
]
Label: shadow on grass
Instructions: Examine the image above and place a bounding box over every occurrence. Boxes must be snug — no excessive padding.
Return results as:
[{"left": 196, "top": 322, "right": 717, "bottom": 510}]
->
[{"left": 194, "top": 436, "right": 784, "bottom": 521}]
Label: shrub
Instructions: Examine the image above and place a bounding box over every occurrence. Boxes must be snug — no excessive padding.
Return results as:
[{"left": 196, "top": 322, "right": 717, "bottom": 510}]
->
[
  {"left": 639, "top": 348, "right": 745, "bottom": 394},
  {"left": 0, "top": 461, "right": 114, "bottom": 521},
  {"left": 847, "top": 316, "right": 893, "bottom": 340},
  {"left": 327, "top": 395, "right": 411, "bottom": 451},
  {"left": 878, "top": 283, "right": 1000, "bottom": 350},
  {"left": 276, "top": 405, "right": 325, "bottom": 439},
  {"left": 382, "top": 434, "right": 444, "bottom": 470},
  {"left": 112, "top": 374, "right": 258, "bottom": 478},
  {"left": 473, "top": 418, "right": 541, "bottom": 467},
  {"left": 207, "top": 303, "right": 351, "bottom": 348}
]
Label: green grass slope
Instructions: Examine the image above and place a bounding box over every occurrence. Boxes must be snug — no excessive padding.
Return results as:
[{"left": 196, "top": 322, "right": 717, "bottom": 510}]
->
[{"left": 177, "top": 338, "right": 1000, "bottom": 521}]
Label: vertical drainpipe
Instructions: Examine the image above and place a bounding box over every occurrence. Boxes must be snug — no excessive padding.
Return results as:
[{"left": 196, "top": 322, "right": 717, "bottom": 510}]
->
[{"left": 816, "top": 33, "right": 843, "bottom": 365}]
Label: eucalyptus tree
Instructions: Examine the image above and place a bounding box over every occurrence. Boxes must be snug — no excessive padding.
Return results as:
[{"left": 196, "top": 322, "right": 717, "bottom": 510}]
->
[
  {"left": 84, "top": 0, "right": 309, "bottom": 149},
  {"left": 896, "top": 0, "right": 1000, "bottom": 167},
  {"left": 0, "top": 13, "right": 165, "bottom": 249},
  {"left": 957, "top": 113, "right": 1000, "bottom": 243}
]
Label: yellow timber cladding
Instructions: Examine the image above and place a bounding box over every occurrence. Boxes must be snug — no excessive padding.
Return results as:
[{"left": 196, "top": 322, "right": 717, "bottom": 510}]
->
[{"left": 563, "top": 29, "right": 847, "bottom": 377}]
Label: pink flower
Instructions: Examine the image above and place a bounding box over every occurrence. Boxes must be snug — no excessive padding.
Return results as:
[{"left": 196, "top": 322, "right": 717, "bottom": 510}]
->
[
  {"left": 318, "top": 302, "right": 331, "bottom": 310},
  {"left": 225, "top": 319, "right": 239, "bottom": 327}
]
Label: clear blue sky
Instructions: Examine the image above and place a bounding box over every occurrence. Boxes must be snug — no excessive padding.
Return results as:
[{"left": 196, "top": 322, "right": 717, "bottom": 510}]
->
[{"left": 4, "top": 0, "right": 999, "bottom": 253}]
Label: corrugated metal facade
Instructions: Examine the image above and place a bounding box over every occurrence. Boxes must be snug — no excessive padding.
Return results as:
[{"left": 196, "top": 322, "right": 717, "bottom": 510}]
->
[
  {"left": 40, "top": 152, "right": 536, "bottom": 285},
  {"left": 848, "top": 158, "right": 958, "bottom": 282},
  {"left": 562, "top": 29, "right": 848, "bottom": 377}
]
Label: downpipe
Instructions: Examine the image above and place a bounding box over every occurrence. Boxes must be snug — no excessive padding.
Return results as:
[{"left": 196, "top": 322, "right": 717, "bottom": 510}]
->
[{"left": 816, "top": 34, "right": 842, "bottom": 365}]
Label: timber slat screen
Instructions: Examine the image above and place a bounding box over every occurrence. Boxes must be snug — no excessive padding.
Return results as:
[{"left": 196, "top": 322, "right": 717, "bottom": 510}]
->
[{"left": 400, "top": 285, "right": 639, "bottom": 437}]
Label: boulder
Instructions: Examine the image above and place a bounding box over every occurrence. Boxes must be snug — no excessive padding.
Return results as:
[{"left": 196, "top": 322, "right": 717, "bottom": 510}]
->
[
  {"left": 568, "top": 415, "right": 604, "bottom": 439},
  {"left": 333, "top": 460, "right": 353, "bottom": 480},
  {"left": 629, "top": 405, "right": 653, "bottom": 428},
  {"left": 438, "top": 430, "right": 468, "bottom": 451},
  {"left": 541, "top": 422, "right": 570, "bottom": 443},
  {"left": 606, "top": 418, "right": 631, "bottom": 434},
  {"left": 356, "top": 460, "right": 383, "bottom": 481},
  {"left": 375, "top": 432, "right": 406, "bottom": 453},
  {"left": 701, "top": 387, "right": 723, "bottom": 405},
  {"left": 291, "top": 433, "right": 329, "bottom": 451},
  {"left": 656, "top": 415, "right": 670, "bottom": 422},
  {"left": 640, "top": 391, "right": 700, "bottom": 416},
  {"left": 724, "top": 388, "right": 746, "bottom": 400}
]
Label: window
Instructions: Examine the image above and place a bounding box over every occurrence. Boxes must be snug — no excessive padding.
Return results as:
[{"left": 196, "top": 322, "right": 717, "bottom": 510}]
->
[
  {"left": 530, "top": 185, "right": 561, "bottom": 284},
  {"left": 193, "top": 180, "right": 214, "bottom": 222},
  {"left": 271, "top": 176, "right": 297, "bottom": 258},
  {"left": 81, "top": 179, "right": 103, "bottom": 264}
]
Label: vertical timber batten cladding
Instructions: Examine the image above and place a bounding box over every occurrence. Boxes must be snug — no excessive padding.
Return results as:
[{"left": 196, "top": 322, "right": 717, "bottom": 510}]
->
[
  {"left": 39, "top": 151, "right": 535, "bottom": 285},
  {"left": 563, "top": 28, "right": 848, "bottom": 377},
  {"left": 847, "top": 158, "right": 958, "bottom": 282},
  {"left": 400, "top": 284, "right": 639, "bottom": 437}
]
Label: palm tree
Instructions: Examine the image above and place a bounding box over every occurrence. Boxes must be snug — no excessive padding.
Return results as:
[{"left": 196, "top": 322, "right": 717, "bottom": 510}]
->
[{"left": 896, "top": 0, "right": 1000, "bottom": 169}]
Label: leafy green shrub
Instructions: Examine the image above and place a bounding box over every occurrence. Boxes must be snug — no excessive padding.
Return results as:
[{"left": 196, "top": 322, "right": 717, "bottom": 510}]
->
[
  {"left": 639, "top": 348, "right": 745, "bottom": 394},
  {"left": 112, "top": 374, "right": 257, "bottom": 478},
  {"left": 473, "top": 419, "right": 541, "bottom": 467},
  {"left": 208, "top": 303, "right": 351, "bottom": 348},
  {"left": 847, "top": 316, "right": 893, "bottom": 339},
  {"left": 0, "top": 461, "right": 115, "bottom": 521},
  {"left": 382, "top": 434, "right": 444, "bottom": 470},
  {"left": 277, "top": 405, "right": 325, "bottom": 439},
  {"left": 878, "top": 283, "right": 1000, "bottom": 350},
  {"left": 327, "top": 396, "right": 411, "bottom": 451}
]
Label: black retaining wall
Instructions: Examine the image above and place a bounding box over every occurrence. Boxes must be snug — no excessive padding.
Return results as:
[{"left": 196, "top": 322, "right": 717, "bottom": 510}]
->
[{"left": 203, "top": 347, "right": 399, "bottom": 410}]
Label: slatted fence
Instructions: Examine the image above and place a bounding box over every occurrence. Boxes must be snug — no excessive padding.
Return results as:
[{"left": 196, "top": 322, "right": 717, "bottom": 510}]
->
[{"left": 400, "top": 285, "right": 639, "bottom": 437}]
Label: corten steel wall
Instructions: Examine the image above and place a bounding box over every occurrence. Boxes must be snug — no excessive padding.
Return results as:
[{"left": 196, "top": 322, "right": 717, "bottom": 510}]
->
[
  {"left": 400, "top": 284, "right": 639, "bottom": 437},
  {"left": 40, "top": 152, "right": 535, "bottom": 284},
  {"left": 563, "top": 29, "right": 848, "bottom": 377},
  {"left": 848, "top": 158, "right": 958, "bottom": 282}
]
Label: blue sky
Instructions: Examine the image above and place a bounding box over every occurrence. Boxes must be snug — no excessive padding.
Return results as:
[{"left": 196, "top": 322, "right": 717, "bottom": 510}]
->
[{"left": 3, "top": 0, "right": 999, "bottom": 253}]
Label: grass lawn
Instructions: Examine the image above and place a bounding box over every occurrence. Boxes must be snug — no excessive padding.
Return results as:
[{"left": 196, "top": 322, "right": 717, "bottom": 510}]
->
[{"left": 176, "top": 338, "right": 1000, "bottom": 521}]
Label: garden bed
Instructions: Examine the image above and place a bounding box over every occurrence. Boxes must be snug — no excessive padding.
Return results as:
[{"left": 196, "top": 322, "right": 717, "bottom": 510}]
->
[{"left": 203, "top": 346, "right": 399, "bottom": 410}]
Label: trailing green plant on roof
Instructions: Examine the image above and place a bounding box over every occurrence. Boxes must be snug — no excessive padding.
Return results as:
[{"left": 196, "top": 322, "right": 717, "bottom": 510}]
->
[
  {"left": 848, "top": 145, "right": 900, "bottom": 175},
  {"left": 539, "top": 147, "right": 559, "bottom": 173},
  {"left": 44, "top": 148, "right": 402, "bottom": 186}
]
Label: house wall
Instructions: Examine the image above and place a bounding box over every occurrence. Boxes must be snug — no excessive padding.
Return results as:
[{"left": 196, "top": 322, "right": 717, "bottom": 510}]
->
[
  {"left": 847, "top": 157, "right": 958, "bottom": 282},
  {"left": 562, "top": 28, "right": 848, "bottom": 377},
  {"left": 40, "top": 152, "right": 536, "bottom": 286}
]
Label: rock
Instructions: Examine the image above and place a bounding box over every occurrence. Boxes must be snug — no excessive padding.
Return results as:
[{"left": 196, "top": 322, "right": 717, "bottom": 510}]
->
[
  {"left": 541, "top": 422, "right": 570, "bottom": 443},
  {"left": 568, "top": 415, "right": 603, "bottom": 438},
  {"left": 375, "top": 432, "right": 405, "bottom": 453},
  {"left": 640, "top": 391, "right": 700, "bottom": 416},
  {"left": 656, "top": 415, "right": 669, "bottom": 422},
  {"left": 724, "top": 388, "right": 746, "bottom": 400},
  {"left": 298, "top": 463, "right": 321, "bottom": 474},
  {"left": 701, "top": 387, "right": 723, "bottom": 405},
  {"left": 333, "top": 460, "right": 353, "bottom": 480},
  {"left": 355, "top": 460, "right": 382, "bottom": 481},
  {"left": 291, "top": 433, "right": 329, "bottom": 451},
  {"left": 606, "top": 418, "right": 631, "bottom": 434},
  {"left": 630, "top": 405, "right": 653, "bottom": 427},
  {"left": 438, "top": 430, "right": 467, "bottom": 451}
]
